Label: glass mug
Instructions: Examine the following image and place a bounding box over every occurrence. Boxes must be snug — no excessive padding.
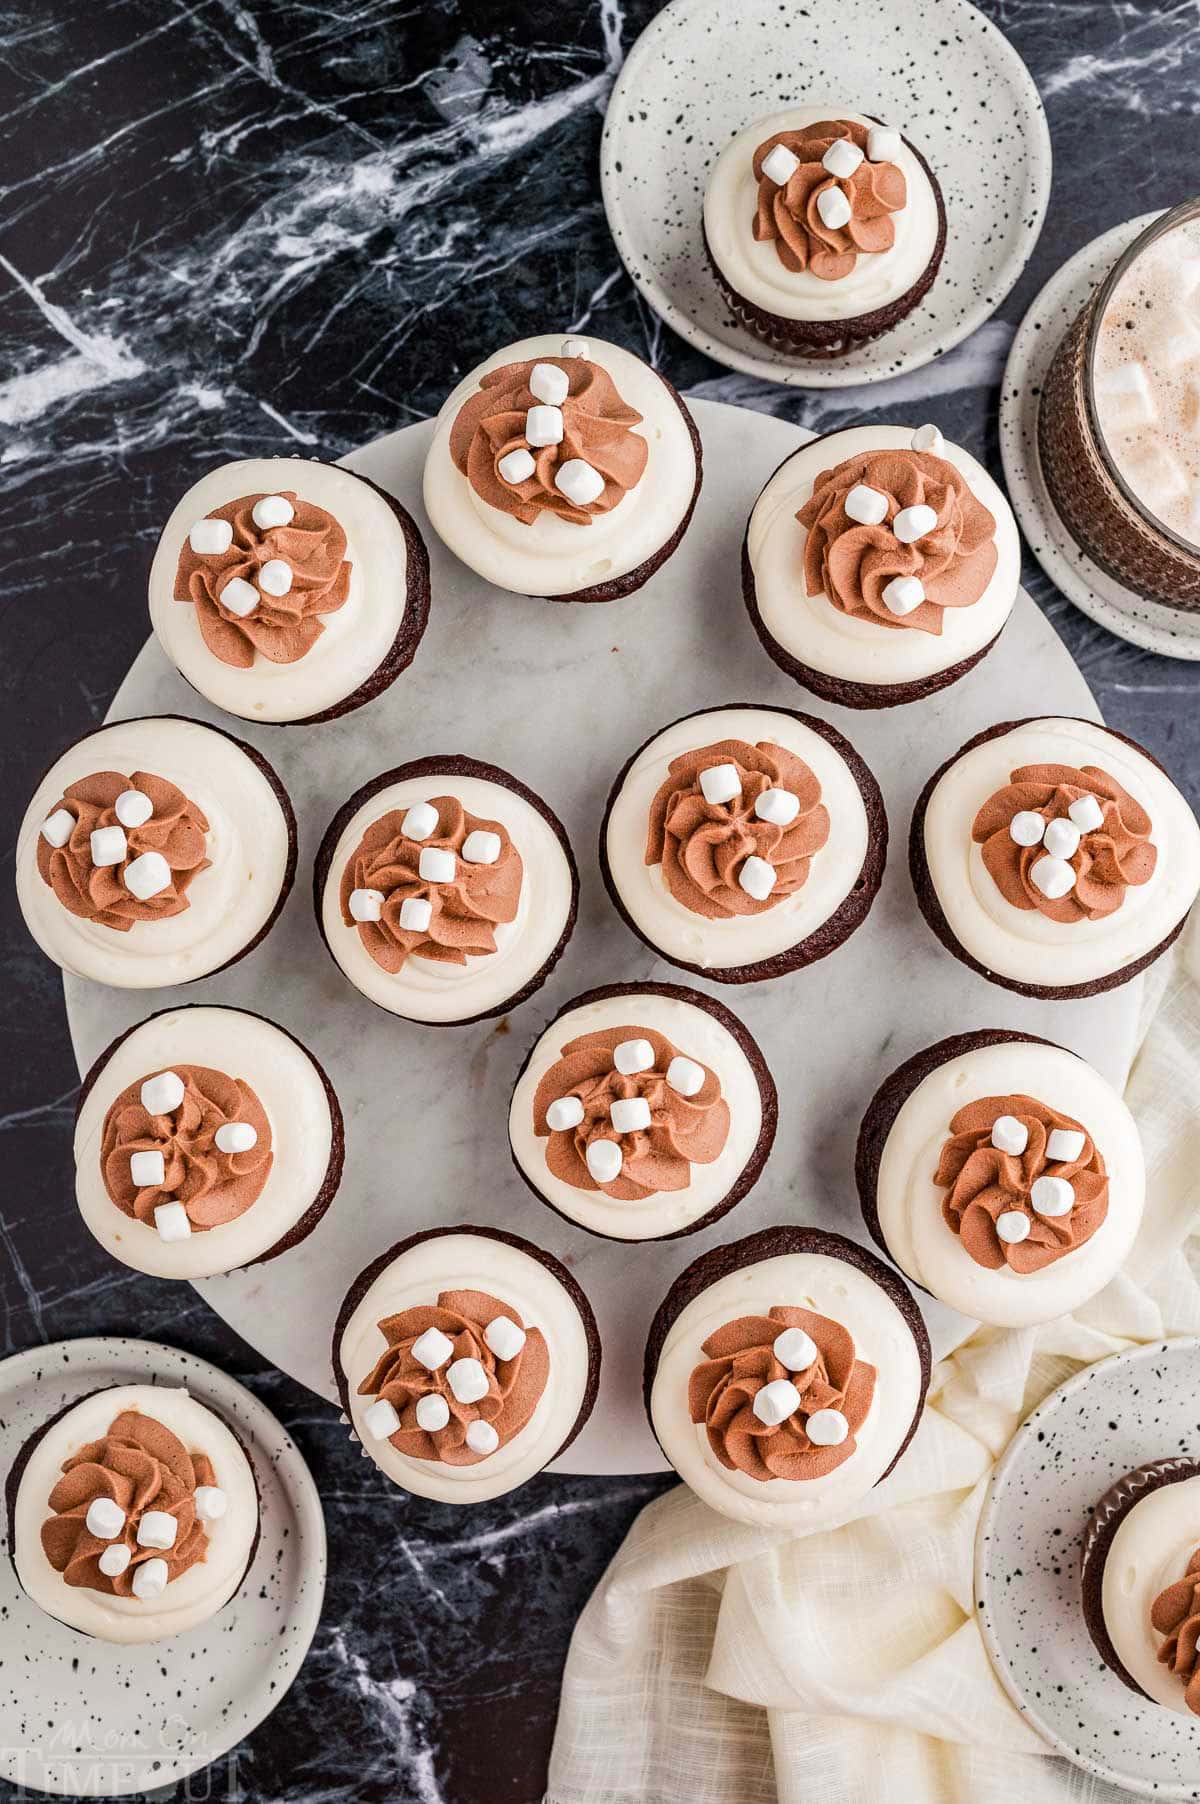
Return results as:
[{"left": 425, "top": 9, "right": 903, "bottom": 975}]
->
[{"left": 1038, "top": 198, "right": 1200, "bottom": 610}]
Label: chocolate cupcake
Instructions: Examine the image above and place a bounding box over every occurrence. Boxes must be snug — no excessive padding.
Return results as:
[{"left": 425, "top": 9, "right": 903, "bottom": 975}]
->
[
  {"left": 149, "top": 457, "right": 429, "bottom": 725},
  {"left": 703, "top": 108, "right": 946, "bottom": 357},
  {"left": 7, "top": 1384, "right": 258, "bottom": 1643},
  {"left": 1081, "top": 1458, "right": 1200, "bottom": 1714},
  {"left": 74, "top": 1005, "right": 344, "bottom": 1279},
  {"left": 509, "top": 982, "right": 777, "bottom": 1241},
  {"left": 315, "top": 756, "right": 577, "bottom": 1024},
  {"left": 744, "top": 422, "right": 1020, "bottom": 709},
  {"left": 601, "top": 704, "right": 886, "bottom": 983},
  {"left": 422, "top": 332, "right": 701, "bottom": 602},
  {"left": 910, "top": 716, "right": 1200, "bottom": 999},
  {"left": 334, "top": 1226, "right": 600, "bottom": 1504},
  {"left": 857, "top": 1030, "right": 1145, "bottom": 1327},
  {"left": 15, "top": 715, "right": 295, "bottom": 988},
  {"left": 644, "top": 1226, "right": 929, "bottom": 1529}
]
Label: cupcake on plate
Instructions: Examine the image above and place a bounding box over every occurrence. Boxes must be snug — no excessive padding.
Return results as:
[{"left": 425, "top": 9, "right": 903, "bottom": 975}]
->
[
  {"left": 703, "top": 108, "right": 946, "bottom": 357},
  {"left": 910, "top": 716, "right": 1200, "bottom": 999},
  {"left": 315, "top": 756, "right": 577, "bottom": 1025},
  {"left": 857, "top": 1030, "right": 1144, "bottom": 1328},
  {"left": 334, "top": 1226, "right": 601, "bottom": 1504},
  {"left": 509, "top": 982, "right": 777, "bottom": 1241},
  {"left": 744, "top": 421, "right": 1020, "bottom": 708},
  {"left": 149, "top": 457, "right": 430, "bottom": 725},
  {"left": 601, "top": 704, "right": 886, "bottom": 983},
  {"left": 1081, "top": 1459, "right": 1200, "bottom": 1714},
  {"left": 15, "top": 715, "right": 295, "bottom": 989},
  {"left": 644, "top": 1226, "right": 929, "bottom": 1528},
  {"left": 7, "top": 1385, "right": 258, "bottom": 1643},
  {"left": 423, "top": 332, "right": 701, "bottom": 602},
  {"left": 74, "top": 1005, "right": 344, "bottom": 1279}
]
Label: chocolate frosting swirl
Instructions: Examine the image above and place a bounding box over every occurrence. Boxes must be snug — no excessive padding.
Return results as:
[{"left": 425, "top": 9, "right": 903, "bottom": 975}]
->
[
  {"left": 1152, "top": 1548, "right": 1200, "bottom": 1714},
  {"left": 101, "top": 1065, "right": 273, "bottom": 1232},
  {"left": 752, "top": 119, "right": 905, "bottom": 281},
  {"left": 41, "top": 1409, "right": 215, "bottom": 1596},
  {"left": 689, "top": 1305, "right": 876, "bottom": 1482},
  {"left": 36, "top": 770, "right": 210, "bottom": 931},
  {"left": 934, "top": 1094, "right": 1109, "bottom": 1273},
  {"left": 645, "top": 738, "right": 829, "bottom": 919},
  {"left": 532, "top": 1024, "right": 730, "bottom": 1200},
  {"left": 339, "top": 796, "right": 523, "bottom": 972},
  {"left": 973, "top": 763, "right": 1157, "bottom": 923},
  {"left": 449, "top": 356, "right": 648, "bottom": 525},
  {"left": 173, "top": 491, "right": 351, "bottom": 668},
  {"left": 796, "top": 448, "right": 998, "bottom": 634},
  {"left": 358, "top": 1289, "right": 549, "bottom": 1465}
]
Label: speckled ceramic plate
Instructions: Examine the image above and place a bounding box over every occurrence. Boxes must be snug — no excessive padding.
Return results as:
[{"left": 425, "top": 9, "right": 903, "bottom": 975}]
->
[
  {"left": 1000, "top": 211, "right": 1200, "bottom": 661},
  {"left": 976, "top": 1338, "right": 1200, "bottom": 1798},
  {"left": 601, "top": 0, "right": 1050, "bottom": 388},
  {"left": 0, "top": 1338, "right": 325, "bottom": 1798}
]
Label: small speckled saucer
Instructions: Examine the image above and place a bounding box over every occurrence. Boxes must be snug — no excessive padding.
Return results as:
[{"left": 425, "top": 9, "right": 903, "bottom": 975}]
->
[
  {"left": 976, "top": 1338, "right": 1200, "bottom": 1799},
  {"left": 601, "top": 0, "right": 1050, "bottom": 388},
  {"left": 1000, "top": 210, "right": 1200, "bottom": 661},
  {"left": 0, "top": 1338, "right": 325, "bottom": 1798}
]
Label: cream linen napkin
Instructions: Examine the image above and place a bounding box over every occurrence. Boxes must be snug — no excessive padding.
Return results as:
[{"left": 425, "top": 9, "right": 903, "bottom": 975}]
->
[{"left": 547, "top": 913, "right": 1200, "bottom": 1804}]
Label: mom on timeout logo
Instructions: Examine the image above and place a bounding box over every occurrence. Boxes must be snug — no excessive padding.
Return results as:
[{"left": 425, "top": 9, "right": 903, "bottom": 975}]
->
[{"left": 4, "top": 1714, "right": 242, "bottom": 1799}]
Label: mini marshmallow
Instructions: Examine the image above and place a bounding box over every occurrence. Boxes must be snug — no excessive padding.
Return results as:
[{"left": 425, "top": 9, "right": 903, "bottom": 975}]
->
[
  {"left": 844, "top": 483, "right": 889, "bottom": 526},
  {"left": 585, "top": 1138, "right": 623, "bottom": 1184},
  {"left": 867, "top": 125, "right": 902, "bottom": 163},
  {"left": 141, "top": 1071, "right": 185, "bottom": 1116},
  {"left": 193, "top": 1485, "right": 227, "bottom": 1522},
  {"left": 461, "top": 829, "right": 501, "bottom": 865},
  {"left": 498, "top": 447, "right": 536, "bottom": 485},
  {"left": 772, "top": 1327, "right": 817, "bottom": 1371},
  {"left": 1047, "top": 1127, "right": 1087, "bottom": 1163},
  {"left": 761, "top": 142, "right": 800, "bottom": 186},
  {"left": 98, "top": 1544, "right": 131, "bottom": 1578},
  {"left": 816, "top": 185, "right": 852, "bottom": 230},
  {"left": 402, "top": 801, "right": 440, "bottom": 841},
  {"left": 805, "top": 1407, "right": 849, "bottom": 1447},
  {"left": 995, "top": 1210, "right": 1031, "bottom": 1245},
  {"left": 610, "top": 1096, "right": 651, "bottom": 1134},
  {"left": 555, "top": 458, "right": 605, "bottom": 507},
  {"left": 1031, "top": 1175, "right": 1075, "bottom": 1217},
  {"left": 363, "top": 1398, "right": 401, "bottom": 1440},
  {"left": 85, "top": 1496, "right": 126, "bottom": 1540},
  {"left": 251, "top": 494, "right": 294, "bottom": 530},
  {"left": 415, "top": 1393, "right": 450, "bottom": 1433},
  {"left": 822, "top": 137, "right": 863, "bottom": 179},
  {"left": 755, "top": 786, "right": 800, "bottom": 826},
  {"left": 738, "top": 855, "right": 776, "bottom": 901},
  {"left": 188, "top": 517, "right": 234, "bottom": 556},
  {"left": 90, "top": 825, "right": 127, "bottom": 867},
  {"left": 882, "top": 575, "right": 925, "bottom": 616},
  {"left": 40, "top": 808, "right": 74, "bottom": 848},
  {"left": 136, "top": 1510, "right": 178, "bottom": 1551},
  {"left": 215, "top": 1120, "right": 257, "bottom": 1154},
  {"left": 525, "top": 404, "right": 564, "bottom": 447},
  {"left": 614, "top": 1038, "right": 655, "bottom": 1075},
  {"left": 547, "top": 1095, "right": 585, "bottom": 1132},
  {"left": 561, "top": 337, "right": 590, "bottom": 359},
  {"left": 752, "top": 1379, "right": 800, "bottom": 1426},
  {"left": 1030, "top": 854, "right": 1077, "bottom": 900},
  {"left": 466, "top": 1419, "right": 500, "bottom": 1456},
  {"left": 699, "top": 763, "right": 741, "bottom": 806},
  {"left": 123, "top": 851, "right": 172, "bottom": 901},
  {"left": 893, "top": 503, "right": 938, "bottom": 544},
  {"left": 1094, "top": 361, "right": 1156, "bottom": 430},
  {"left": 153, "top": 1201, "right": 192, "bottom": 1242},
  {"left": 911, "top": 423, "right": 944, "bottom": 455},
  {"left": 131, "top": 1557, "right": 169, "bottom": 1600},
  {"left": 1009, "top": 810, "right": 1046, "bottom": 848},
  {"left": 412, "top": 1327, "right": 454, "bottom": 1371},
  {"left": 115, "top": 788, "right": 153, "bottom": 829},
  {"left": 1043, "top": 817, "right": 1081, "bottom": 861},
  {"left": 399, "top": 895, "right": 433, "bottom": 933},
  {"left": 418, "top": 846, "right": 456, "bottom": 884},
  {"left": 529, "top": 361, "right": 570, "bottom": 406},
  {"left": 990, "top": 1114, "right": 1029, "bottom": 1156},
  {"left": 219, "top": 575, "right": 259, "bottom": 617},
  {"left": 484, "top": 1316, "right": 527, "bottom": 1361},
  {"left": 258, "top": 558, "right": 293, "bottom": 597},
  {"left": 1069, "top": 794, "right": 1104, "bottom": 833},
  {"left": 349, "top": 887, "right": 384, "bottom": 923},
  {"left": 666, "top": 1055, "right": 705, "bottom": 1097},
  {"left": 130, "top": 1149, "right": 165, "bottom": 1188},
  {"left": 446, "top": 1357, "right": 489, "bottom": 1406}
]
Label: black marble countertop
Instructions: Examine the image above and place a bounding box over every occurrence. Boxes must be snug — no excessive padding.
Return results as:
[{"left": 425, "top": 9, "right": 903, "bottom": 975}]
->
[{"left": 2, "top": 3, "right": 1198, "bottom": 1800}]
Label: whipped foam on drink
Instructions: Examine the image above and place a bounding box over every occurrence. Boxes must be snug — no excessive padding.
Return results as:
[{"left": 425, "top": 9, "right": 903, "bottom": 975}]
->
[{"left": 1092, "top": 216, "right": 1200, "bottom": 549}]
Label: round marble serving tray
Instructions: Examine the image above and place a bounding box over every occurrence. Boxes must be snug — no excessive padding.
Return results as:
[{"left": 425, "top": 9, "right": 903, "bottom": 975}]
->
[
  {"left": 1000, "top": 209, "right": 1200, "bottom": 661},
  {"left": 64, "top": 398, "right": 1143, "bottom": 1477},
  {"left": 601, "top": 0, "right": 1050, "bottom": 388},
  {"left": 977, "top": 1339, "right": 1200, "bottom": 1799},
  {"left": 0, "top": 1337, "right": 325, "bottom": 1799}
]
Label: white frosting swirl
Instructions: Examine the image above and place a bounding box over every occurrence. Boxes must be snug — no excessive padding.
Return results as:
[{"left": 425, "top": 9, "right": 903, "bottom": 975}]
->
[{"left": 1102, "top": 1475, "right": 1200, "bottom": 1714}]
